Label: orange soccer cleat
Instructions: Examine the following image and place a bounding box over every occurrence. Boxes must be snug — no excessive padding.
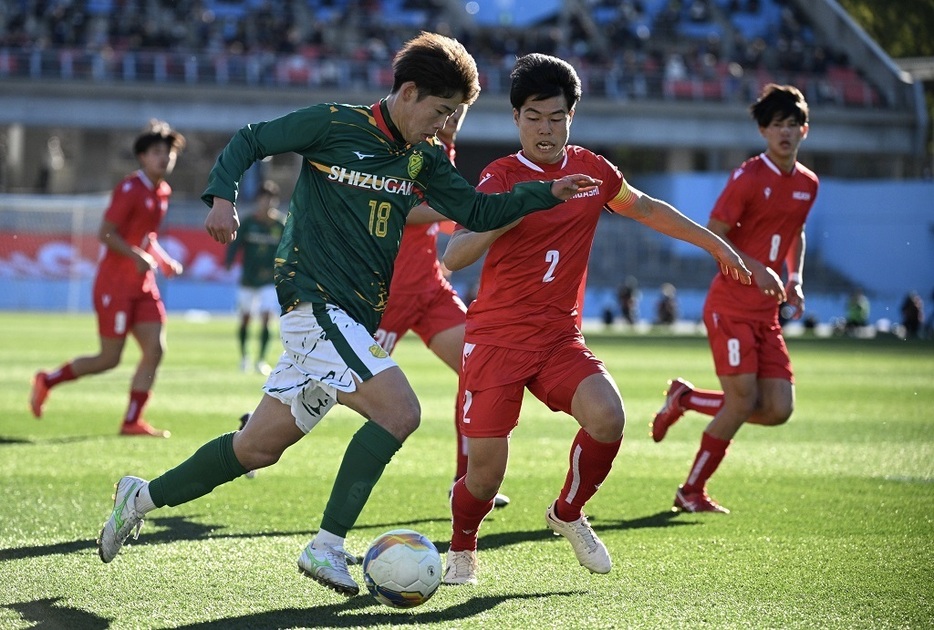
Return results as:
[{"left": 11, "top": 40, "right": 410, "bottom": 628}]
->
[
  {"left": 650, "top": 378, "right": 694, "bottom": 443},
  {"left": 120, "top": 420, "right": 171, "bottom": 438},
  {"left": 29, "top": 372, "right": 51, "bottom": 419},
  {"left": 672, "top": 486, "right": 730, "bottom": 514}
]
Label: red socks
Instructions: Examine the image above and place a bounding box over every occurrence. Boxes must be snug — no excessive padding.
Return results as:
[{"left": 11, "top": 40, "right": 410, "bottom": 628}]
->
[
  {"left": 449, "top": 477, "right": 494, "bottom": 552},
  {"left": 682, "top": 387, "right": 724, "bottom": 416},
  {"left": 555, "top": 429, "right": 621, "bottom": 522},
  {"left": 123, "top": 390, "right": 151, "bottom": 425},
  {"left": 683, "top": 431, "right": 731, "bottom": 494},
  {"left": 44, "top": 363, "right": 76, "bottom": 388}
]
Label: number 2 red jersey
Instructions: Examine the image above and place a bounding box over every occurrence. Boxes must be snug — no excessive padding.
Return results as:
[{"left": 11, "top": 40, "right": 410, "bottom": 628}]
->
[
  {"left": 97, "top": 170, "right": 171, "bottom": 294},
  {"left": 465, "top": 146, "right": 625, "bottom": 350},
  {"left": 706, "top": 153, "right": 818, "bottom": 321}
]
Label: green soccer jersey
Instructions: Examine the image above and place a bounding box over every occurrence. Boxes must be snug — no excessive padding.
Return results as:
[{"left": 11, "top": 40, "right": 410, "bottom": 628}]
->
[
  {"left": 203, "top": 100, "right": 561, "bottom": 333},
  {"left": 225, "top": 212, "right": 285, "bottom": 288}
]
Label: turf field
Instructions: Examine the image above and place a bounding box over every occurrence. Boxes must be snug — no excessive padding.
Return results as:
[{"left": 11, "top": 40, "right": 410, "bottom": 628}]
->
[{"left": 0, "top": 312, "right": 931, "bottom": 629}]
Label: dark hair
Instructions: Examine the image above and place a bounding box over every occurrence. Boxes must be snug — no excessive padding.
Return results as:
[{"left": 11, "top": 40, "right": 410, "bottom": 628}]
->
[
  {"left": 391, "top": 32, "right": 480, "bottom": 105},
  {"left": 750, "top": 84, "right": 809, "bottom": 127},
  {"left": 133, "top": 119, "right": 186, "bottom": 155},
  {"left": 509, "top": 53, "right": 582, "bottom": 112}
]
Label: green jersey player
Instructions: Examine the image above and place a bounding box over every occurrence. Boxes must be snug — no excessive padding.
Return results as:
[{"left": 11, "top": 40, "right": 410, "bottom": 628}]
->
[{"left": 97, "top": 31, "right": 601, "bottom": 597}]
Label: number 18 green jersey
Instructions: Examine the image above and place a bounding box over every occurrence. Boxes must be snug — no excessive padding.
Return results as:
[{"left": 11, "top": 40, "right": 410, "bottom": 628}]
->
[{"left": 203, "top": 100, "right": 561, "bottom": 333}]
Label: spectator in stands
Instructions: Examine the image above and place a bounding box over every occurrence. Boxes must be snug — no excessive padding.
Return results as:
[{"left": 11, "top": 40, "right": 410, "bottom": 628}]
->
[
  {"left": 649, "top": 84, "right": 818, "bottom": 514},
  {"left": 225, "top": 179, "right": 285, "bottom": 376},
  {"left": 900, "top": 291, "right": 924, "bottom": 339},
  {"left": 655, "top": 282, "right": 678, "bottom": 325},
  {"left": 617, "top": 275, "right": 641, "bottom": 325},
  {"left": 30, "top": 120, "right": 186, "bottom": 438},
  {"left": 844, "top": 288, "right": 870, "bottom": 334}
]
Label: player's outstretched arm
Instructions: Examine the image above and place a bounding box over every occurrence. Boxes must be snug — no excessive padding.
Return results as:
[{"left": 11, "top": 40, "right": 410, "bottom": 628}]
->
[
  {"left": 205, "top": 197, "right": 241, "bottom": 244},
  {"left": 551, "top": 174, "right": 602, "bottom": 200},
  {"left": 407, "top": 203, "right": 448, "bottom": 225},
  {"left": 616, "top": 194, "right": 751, "bottom": 285},
  {"left": 442, "top": 221, "right": 519, "bottom": 271}
]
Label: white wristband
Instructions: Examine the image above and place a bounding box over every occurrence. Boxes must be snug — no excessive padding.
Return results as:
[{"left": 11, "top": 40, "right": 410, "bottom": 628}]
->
[{"left": 788, "top": 272, "right": 802, "bottom": 283}]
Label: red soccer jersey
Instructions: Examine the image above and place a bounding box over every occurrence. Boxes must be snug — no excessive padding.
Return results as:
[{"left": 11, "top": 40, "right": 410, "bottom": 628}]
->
[
  {"left": 97, "top": 170, "right": 171, "bottom": 293},
  {"left": 706, "top": 153, "right": 819, "bottom": 321},
  {"left": 464, "top": 146, "right": 625, "bottom": 350},
  {"left": 389, "top": 137, "right": 456, "bottom": 295},
  {"left": 390, "top": 222, "right": 447, "bottom": 294}
]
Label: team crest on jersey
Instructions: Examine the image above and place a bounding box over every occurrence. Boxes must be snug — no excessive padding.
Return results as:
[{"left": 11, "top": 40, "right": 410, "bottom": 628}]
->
[
  {"left": 368, "top": 343, "right": 389, "bottom": 359},
  {"left": 407, "top": 151, "right": 423, "bottom": 179}
]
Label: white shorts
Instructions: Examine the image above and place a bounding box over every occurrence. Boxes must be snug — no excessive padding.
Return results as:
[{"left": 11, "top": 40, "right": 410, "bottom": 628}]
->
[
  {"left": 237, "top": 285, "right": 279, "bottom": 317},
  {"left": 263, "top": 302, "right": 398, "bottom": 434}
]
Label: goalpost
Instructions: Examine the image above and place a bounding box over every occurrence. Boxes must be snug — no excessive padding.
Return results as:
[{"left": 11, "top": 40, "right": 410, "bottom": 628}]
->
[{"left": 0, "top": 193, "right": 108, "bottom": 312}]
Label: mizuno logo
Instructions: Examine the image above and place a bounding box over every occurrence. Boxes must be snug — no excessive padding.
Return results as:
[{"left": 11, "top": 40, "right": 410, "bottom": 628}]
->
[
  {"left": 478, "top": 173, "right": 493, "bottom": 187},
  {"left": 353, "top": 151, "right": 374, "bottom": 160}
]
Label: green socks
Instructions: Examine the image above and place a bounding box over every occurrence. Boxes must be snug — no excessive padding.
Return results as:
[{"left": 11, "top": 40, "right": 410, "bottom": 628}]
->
[
  {"left": 320, "top": 420, "right": 403, "bottom": 537},
  {"left": 148, "top": 432, "right": 248, "bottom": 508}
]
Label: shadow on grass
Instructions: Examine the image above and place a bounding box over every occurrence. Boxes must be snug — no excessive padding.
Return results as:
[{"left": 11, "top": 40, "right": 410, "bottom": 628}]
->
[
  {"left": 171, "top": 590, "right": 585, "bottom": 629},
  {"left": 0, "top": 515, "right": 316, "bottom": 562},
  {"left": 0, "top": 434, "right": 108, "bottom": 446},
  {"left": 3, "top": 597, "right": 110, "bottom": 629},
  {"left": 0, "top": 511, "right": 691, "bottom": 563},
  {"left": 422, "top": 509, "right": 692, "bottom": 553}
]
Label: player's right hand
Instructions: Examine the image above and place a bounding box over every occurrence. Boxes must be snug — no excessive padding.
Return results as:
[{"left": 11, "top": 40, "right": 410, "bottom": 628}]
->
[{"left": 205, "top": 197, "right": 240, "bottom": 244}]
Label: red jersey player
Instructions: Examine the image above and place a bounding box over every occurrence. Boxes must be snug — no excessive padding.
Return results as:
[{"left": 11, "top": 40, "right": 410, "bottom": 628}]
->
[
  {"left": 649, "top": 84, "right": 819, "bottom": 514},
  {"left": 30, "top": 120, "right": 186, "bottom": 437},
  {"left": 377, "top": 104, "right": 510, "bottom": 508},
  {"left": 439, "top": 53, "right": 750, "bottom": 585}
]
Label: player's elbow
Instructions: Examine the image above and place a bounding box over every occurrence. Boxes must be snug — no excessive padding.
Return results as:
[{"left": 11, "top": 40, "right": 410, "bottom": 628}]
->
[{"left": 441, "top": 250, "right": 469, "bottom": 272}]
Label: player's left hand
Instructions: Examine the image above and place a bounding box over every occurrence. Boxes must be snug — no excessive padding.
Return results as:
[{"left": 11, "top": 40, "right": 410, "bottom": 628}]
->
[
  {"left": 714, "top": 245, "right": 752, "bottom": 285},
  {"left": 163, "top": 259, "right": 183, "bottom": 277},
  {"left": 551, "top": 174, "right": 602, "bottom": 200},
  {"left": 206, "top": 197, "right": 240, "bottom": 244},
  {"left": 783, "top": 281, "right": 805, "bottom": 319}
]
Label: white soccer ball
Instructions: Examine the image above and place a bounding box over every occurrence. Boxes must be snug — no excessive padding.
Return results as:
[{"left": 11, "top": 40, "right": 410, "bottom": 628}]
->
[{"left": 362, "top": 529, "right": 442, "bottom": 608}]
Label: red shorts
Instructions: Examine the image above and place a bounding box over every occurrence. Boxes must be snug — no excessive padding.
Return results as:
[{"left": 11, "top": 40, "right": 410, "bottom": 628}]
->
[
  {"left": 457, "top": 338, "right": 608, "bottom": 438},
  {"left": 93, "top": 276, "right": 166, "bottom": 338},
  {"left": 375, "top": 278, "right": 466, "bottom": 354},
  {"left": 703, "top": 308, "right": 793, "bottom": 382}
]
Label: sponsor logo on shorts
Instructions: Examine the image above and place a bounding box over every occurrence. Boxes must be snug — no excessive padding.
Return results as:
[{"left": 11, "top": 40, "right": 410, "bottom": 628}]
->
[{"left": 369, "top": 344, "right": 389, "bottom": 359}]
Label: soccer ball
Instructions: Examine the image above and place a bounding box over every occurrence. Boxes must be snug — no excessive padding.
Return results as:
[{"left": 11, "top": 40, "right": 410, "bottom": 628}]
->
[{"left": 362, "top": 529, "right": 442, "bottom": 608}]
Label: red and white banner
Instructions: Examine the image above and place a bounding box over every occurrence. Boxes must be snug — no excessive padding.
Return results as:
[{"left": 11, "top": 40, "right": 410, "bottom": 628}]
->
[{"left": 0, "top": 228, "right": 238, "bottom": 282}]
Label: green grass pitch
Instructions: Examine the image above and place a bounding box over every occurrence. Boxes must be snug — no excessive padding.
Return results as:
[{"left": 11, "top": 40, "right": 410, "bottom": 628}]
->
[{"left": 0, "top": 312, "right": 931, "bottom": 629}]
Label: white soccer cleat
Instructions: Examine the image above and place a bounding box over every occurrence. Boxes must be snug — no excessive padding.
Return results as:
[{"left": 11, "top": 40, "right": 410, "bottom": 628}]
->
[
  {"left": 545, "top": 502, "right": 611, "bottom": 574},
  {"left": 98, "top": 476, "right": 147, "bottom": 563},
  {"left": 442, "top": 549, "right": 479, "bottom": 585},
  {"left": 493, "top": 492, "right": 511, "bottom": 508},
  {"left": 298, "top": 539, "right": 360, "bottom": 596}
]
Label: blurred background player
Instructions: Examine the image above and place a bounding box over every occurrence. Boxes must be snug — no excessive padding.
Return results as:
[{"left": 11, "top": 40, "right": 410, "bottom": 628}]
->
[
  {"left": 650, "top": 84, "right": 818, "bottom": 514},
  {"left": 29, "top": 120, "right": 186, "bottom": 437},
  {"left": 440, "top": 53, "right": 749, "bottom": 586},
  {"left": 225, "top": 179, "right": 286, "bottom": 376},
  {"left": 376, "top": 103, "right": 509, "bottom": 508}
]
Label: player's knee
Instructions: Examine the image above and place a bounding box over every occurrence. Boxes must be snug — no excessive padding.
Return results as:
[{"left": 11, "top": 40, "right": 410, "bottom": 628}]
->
[
  {"left": 580, "top": 402, "right": 625, "bottom": 442},
  {"left": 466, "top": 470, "right": 505, "bottom": 501},
  {"left": 380, "top": 398, "right": 421, "bottom": 441},
  {"left": 96, "top": 353, "right": 122, "bottom": 372},
  {"left": 765, "top": 400, "right": 794, "bottom": 425}
]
